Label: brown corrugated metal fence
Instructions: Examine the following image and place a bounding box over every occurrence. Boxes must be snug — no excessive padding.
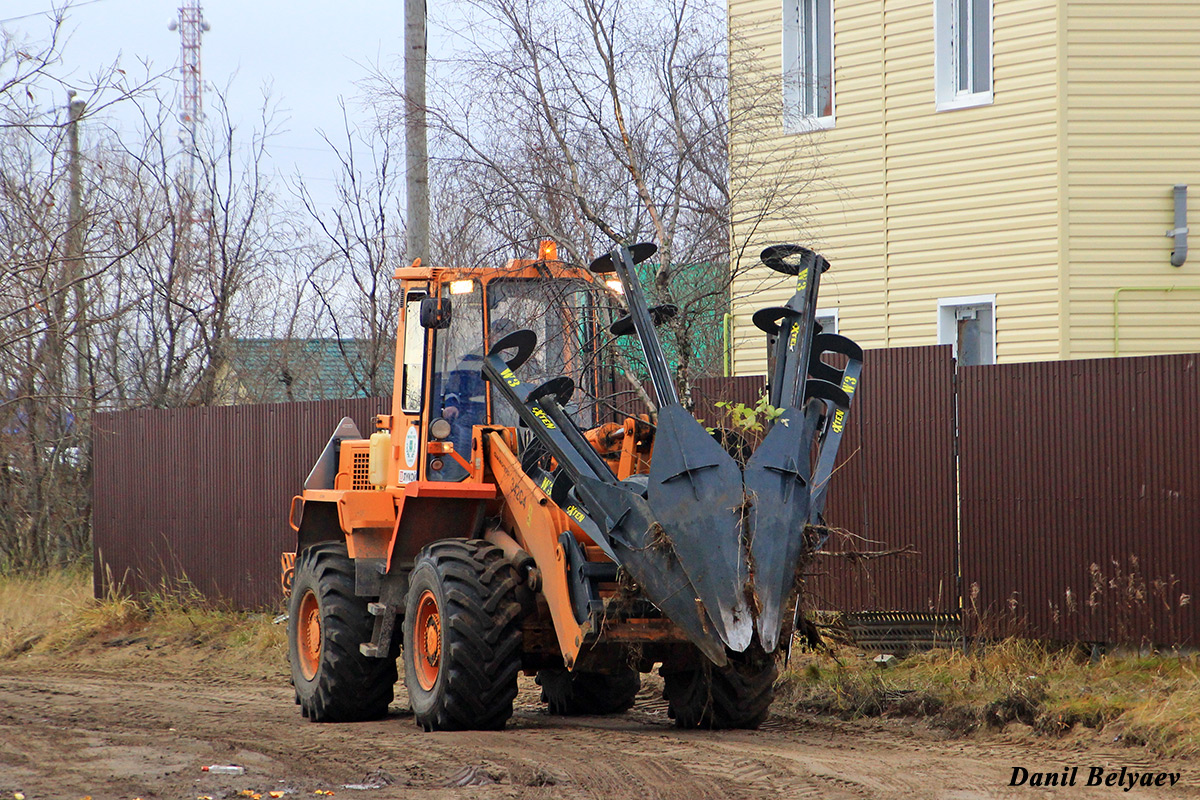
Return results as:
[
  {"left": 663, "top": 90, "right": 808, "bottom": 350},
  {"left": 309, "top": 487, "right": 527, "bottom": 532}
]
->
[
  {"left": 959, "top": 354, "right": 1200, "bottom": 645},
  {"left": 810, "top": 346, "right": 959, "bottom": 614},
  {"left": 92, "top": 398, "right": 389, "bottom": 609},
  {"left": 90, "top": 350, "right": 1200, "bottom": 646}
]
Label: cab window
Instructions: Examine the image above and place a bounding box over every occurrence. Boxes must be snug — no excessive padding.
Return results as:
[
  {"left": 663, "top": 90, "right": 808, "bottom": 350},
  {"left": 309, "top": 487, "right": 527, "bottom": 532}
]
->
[{"left": 401, "top": 292, "right": 427, "bottom": 413}]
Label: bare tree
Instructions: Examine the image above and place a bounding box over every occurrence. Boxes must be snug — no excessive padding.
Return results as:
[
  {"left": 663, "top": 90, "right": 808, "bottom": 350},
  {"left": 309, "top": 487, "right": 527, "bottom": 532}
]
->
[
  {"left": 0, "top": 28, "right": 304, "bottom": 567},
  {"left": 1, "top": 10, "right": 151, "bottom": 135},
  {"left": 189, "top": 88, "right": 300, "bottom": 405},
  {"left": 89, "top": 84, "right": 304, "bottom": 409},
  {"left": 294, "top": 107, "right": 405, "bottom": 398},
  {"left": 0, "top": 111, "right": 92, "bottom": 569},
  {"left": 0, "top": 16, "right": 154, "bottom": 570},
  {"left": 366, "top": 0, "right": 820, "bottom": 407}
]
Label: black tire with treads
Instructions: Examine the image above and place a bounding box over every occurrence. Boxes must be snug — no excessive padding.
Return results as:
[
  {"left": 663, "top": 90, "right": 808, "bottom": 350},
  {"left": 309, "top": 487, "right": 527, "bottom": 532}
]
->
[
  {"left": 536, "top": 667, "right": 641, "bottom": 715},
  {"left": 662, "top": 649, "right": 777, "bottom": 729},
  {"left": 288, "top": 542, "right": 397, "bottom": 722},
  {"left": 403, "top": 539, "right": 525, "bottom": 731}
]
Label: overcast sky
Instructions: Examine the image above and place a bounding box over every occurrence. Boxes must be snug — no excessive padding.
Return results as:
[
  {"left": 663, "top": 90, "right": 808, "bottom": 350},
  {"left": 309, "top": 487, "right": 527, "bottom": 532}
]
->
[{"left": 1, "top": 0, "right": 464, "bottom": 210}]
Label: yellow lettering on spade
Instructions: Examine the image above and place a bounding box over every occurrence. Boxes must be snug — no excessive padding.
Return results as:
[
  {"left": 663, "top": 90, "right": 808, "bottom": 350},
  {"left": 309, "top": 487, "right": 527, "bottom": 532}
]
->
[{"left": 531, "top": 407, "right": 556, "bottom": 429}]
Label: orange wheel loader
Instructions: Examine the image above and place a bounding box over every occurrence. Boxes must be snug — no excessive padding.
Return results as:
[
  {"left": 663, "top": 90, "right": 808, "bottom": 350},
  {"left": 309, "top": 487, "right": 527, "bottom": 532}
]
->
[{"left": 284, "top": 242, "right": 863, "bottom": 731}]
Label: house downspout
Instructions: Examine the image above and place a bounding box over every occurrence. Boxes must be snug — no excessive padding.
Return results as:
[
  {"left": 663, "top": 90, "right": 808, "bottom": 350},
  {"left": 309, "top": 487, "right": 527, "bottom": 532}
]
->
[{"left": 1169, "top": 185, "right": 1188, "bottom": 267}]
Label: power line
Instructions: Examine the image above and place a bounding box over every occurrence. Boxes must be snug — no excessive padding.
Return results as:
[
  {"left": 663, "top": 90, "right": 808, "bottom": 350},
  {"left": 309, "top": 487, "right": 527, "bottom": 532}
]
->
[{"left": 0, "top": 0, "right": 110, "bottom": 26}]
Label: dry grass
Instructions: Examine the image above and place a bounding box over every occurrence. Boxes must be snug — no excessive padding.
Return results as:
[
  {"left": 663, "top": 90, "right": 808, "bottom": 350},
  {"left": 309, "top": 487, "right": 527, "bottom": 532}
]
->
[
  {"left": 779, "top": 639, "right": 1200, "bottom": 757},
  {"left": 0, "top": 565, "right": 94, "bottom": 658},
  {"left": 0, "top": 568, "right": 287, "bottom": 681}
]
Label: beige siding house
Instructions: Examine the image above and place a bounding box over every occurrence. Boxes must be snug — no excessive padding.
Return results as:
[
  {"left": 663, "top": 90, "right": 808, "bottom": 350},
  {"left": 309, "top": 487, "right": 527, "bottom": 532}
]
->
[{"left": 728, "top": 0, "right": 1200, "bottom": 374}]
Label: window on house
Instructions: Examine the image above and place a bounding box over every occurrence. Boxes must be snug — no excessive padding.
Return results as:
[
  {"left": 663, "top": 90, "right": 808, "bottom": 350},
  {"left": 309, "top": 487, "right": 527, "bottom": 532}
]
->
[
  {"left": 935, "top": 0, "right": 992, "bottom": 111},
  {"left": 782, "top": 0, "right": 834, "bottom": 130},
  {"left": 938, "top": 296, "right": 995, "bottom": 366},
  {"left": 816, "top": 309, "right": 838, "bottom": 334}
]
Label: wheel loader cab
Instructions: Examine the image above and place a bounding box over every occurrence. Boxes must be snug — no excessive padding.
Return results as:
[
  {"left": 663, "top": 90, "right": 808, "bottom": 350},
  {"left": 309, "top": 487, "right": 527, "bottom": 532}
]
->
[{"left": 417, "top": 270, "right": 596, "bottom": 482}]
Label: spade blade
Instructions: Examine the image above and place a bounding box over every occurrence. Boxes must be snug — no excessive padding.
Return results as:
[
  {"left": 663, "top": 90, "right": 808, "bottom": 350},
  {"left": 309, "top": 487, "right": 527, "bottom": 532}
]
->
[
  {"left": 574, "top": 474, "right": 728, "bottom": 666},
  {"left": 744, "top": 403, "right": 821, "bottom": 653},
  {"left": 647, "top": 404, "right": 753, "bottom": 653}
]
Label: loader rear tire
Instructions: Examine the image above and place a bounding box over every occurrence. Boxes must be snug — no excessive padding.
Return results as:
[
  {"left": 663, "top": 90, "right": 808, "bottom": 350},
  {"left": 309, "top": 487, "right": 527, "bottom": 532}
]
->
[
  {"left": 662, "top": 650, "right": 777, "bottom": 729},
  {"left": 403, "top": 539, "right": 524, "bottom": 731},
  {"left": 288, "top": 542, "right": 397, "bottom": 722},
  {"left": 536, "top": 667, "right": 641, "bottom": 715}
]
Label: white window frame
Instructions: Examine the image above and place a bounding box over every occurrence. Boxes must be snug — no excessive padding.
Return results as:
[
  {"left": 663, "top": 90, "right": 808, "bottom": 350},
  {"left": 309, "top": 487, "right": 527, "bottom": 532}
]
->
[
  {"left": 937, "top": 294, "right": 996, "bottom": 365},
  {"left": 782, "top": 0, "right": 835, "bottom": 131},
  {"left": 816, "top": 307, "right": 839, "bottom": 334},
  {"left": 934, "top": 0, "right": 993, "bottom": 111}
]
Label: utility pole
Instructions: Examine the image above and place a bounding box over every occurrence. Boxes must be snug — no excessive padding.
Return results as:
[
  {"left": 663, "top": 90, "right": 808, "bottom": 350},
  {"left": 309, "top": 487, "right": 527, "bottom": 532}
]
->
[
  {"left": 66, "top": 94, "right": 90, "bottom": 402},
  {"left": 405, "top": 0, "right": 429, "bottom": 265}
]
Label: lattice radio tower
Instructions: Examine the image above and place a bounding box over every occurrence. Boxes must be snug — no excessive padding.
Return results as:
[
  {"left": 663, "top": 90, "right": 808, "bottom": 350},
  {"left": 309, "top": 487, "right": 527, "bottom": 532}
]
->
[{"left": 169, "top": 2, "right": 210, "bottom": 206}]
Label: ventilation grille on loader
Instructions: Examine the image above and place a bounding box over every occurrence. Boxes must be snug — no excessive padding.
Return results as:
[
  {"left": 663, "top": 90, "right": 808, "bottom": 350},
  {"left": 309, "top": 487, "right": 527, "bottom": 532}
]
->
[{"left": 352, "top": 452, "right": 371, "bottom": 490}]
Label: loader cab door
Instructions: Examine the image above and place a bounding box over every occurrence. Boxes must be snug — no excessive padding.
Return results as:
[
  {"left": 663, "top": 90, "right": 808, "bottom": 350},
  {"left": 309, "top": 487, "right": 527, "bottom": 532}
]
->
[
  {"left": 427, "top": 280, "right": 486, "bottom": 482},
  {"left": 393, "top": 290, "right": 430, "bottom": 484}
]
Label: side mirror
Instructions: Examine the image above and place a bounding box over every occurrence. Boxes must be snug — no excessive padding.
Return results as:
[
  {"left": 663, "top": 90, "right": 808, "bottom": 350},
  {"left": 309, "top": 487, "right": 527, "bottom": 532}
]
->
[{"left": 419, "top": 296, "right": 452, "bottom": 329}]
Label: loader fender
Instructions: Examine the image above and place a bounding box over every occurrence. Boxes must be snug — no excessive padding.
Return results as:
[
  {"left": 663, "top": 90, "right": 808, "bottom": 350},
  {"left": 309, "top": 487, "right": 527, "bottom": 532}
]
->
[
  {"left": 295, "top": 499, "right": 341, "bottom": 552},
  {"left": 295, "top": 494, "right": 397, "bottom": 555},
  {"left": 335, "top": 491, "right": 396, "bottom": 561}
]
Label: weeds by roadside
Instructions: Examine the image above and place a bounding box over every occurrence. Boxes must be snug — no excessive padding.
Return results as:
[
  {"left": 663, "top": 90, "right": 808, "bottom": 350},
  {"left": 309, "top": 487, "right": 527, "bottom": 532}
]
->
[
  {"left": 0, "top": 567, "right": 286, "bottom": 681},
  {"left": 778, "top": 638, "right": 1200, "bottom": 757},
  {"left": 0, "top": 565, "right": 93, "bottom": 658}
]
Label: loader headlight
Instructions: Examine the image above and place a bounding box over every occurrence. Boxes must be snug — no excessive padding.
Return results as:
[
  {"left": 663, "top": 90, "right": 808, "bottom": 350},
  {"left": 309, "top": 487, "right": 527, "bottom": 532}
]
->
[{"left": 429, "top": 418, "right": 452, "bottom": 440}]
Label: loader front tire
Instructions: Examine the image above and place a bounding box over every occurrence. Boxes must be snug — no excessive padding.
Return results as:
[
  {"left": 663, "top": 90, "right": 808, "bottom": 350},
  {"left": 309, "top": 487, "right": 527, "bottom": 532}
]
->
[
  {"left": 536, "top": 667, "right": 641, "bottom": 715},
  {"left": 403, "top": 539, "right": 524, "bottom": 731},
  {"left": 662, "top": 650, "right": 777, "bottom": 729},
  {"left": 288, "top": 542, "right": 397, "bottom": 722}
]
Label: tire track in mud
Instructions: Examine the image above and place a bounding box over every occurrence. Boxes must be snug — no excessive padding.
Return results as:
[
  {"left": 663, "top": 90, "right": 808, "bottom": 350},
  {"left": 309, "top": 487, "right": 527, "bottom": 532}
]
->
[{"left": 1, "top": 668, "right": 1198, "bottom": 800}]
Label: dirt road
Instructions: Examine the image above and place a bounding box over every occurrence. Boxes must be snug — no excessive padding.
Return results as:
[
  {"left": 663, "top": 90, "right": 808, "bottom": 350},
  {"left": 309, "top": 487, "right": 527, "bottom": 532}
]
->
[{"left": 1, "top": 659, "right": 1196, "bottom": 800}]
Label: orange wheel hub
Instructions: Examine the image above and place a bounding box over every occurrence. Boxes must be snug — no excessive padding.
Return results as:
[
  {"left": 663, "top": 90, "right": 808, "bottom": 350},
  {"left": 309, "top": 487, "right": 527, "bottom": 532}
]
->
[
  {"left": 297, "top": 588, "right": 322, "bottom": 681},
  {"left": 413, "top": 589, "right": 442, "bottom": 691}
]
